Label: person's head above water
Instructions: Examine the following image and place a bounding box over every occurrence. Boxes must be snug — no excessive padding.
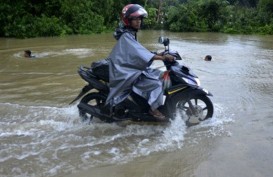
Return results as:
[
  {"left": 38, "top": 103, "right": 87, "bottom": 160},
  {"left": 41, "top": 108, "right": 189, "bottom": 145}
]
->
[
  {"left": 24, "top": 50, "right": 32, "bottom": 58},
  {"left": 204, "top": 55, "right": 212, "bottom": 61}
]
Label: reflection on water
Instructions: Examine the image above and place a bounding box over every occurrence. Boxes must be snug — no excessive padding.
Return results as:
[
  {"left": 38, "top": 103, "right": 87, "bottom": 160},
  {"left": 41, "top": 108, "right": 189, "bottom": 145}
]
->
[{"left": 0, "top": 31, "right": 273, "bottom": 177}]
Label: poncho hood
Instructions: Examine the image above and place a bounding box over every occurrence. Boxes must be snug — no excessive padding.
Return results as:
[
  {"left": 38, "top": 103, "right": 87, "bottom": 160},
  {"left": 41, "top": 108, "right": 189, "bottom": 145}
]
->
[{"left": 113, "top": 27, "right": 137, "bottom": 40}]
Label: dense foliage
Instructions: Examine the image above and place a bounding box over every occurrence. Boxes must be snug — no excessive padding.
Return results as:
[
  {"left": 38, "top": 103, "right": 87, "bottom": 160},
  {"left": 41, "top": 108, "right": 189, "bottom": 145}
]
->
[
  {"left": 165, "top": 0, "right": 273, "bottom": 34},
  {"left": 0, "top": 0, "right": 272, "bottom": 38}
]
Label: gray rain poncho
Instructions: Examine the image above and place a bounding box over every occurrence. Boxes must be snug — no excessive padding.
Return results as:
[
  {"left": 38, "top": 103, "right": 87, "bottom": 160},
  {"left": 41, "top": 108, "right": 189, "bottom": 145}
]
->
[{"left": 106, "top": 30, "right": 164, "bottom": 110}]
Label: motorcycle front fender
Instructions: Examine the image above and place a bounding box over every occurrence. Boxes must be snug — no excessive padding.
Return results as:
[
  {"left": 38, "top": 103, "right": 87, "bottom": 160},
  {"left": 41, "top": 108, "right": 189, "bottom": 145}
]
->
[{"left": 200, "top": 87, "right": 213, "bottom": 96}]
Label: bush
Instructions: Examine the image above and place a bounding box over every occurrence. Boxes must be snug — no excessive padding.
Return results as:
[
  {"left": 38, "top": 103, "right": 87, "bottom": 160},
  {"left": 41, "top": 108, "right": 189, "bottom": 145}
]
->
[
  {"left": 33, "top": 15, "right": 64, "bottom": 37},
  {"left": 258, "top": 24, "right": 273, "bottom": 34},
  {"left": 166, "top": 5, "right": 201, "bottom": 32}
]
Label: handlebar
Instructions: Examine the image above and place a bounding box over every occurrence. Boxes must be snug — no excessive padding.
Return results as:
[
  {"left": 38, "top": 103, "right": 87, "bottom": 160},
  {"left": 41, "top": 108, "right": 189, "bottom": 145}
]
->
[{"left": 158, "top": 36, "right": 183, "bottom": 69}]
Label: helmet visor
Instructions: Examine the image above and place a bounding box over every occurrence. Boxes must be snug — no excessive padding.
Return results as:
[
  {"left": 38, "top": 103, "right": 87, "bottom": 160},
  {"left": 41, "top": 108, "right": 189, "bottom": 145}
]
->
[{"left": 129, "top": 8, "right": 148, "bottom": 18}]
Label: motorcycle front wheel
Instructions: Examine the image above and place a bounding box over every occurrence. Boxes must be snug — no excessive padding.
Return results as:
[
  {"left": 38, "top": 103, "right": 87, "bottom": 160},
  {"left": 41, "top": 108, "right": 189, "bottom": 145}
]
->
[{"left": 170, "top": 93, "right": 213, "bottom": 126}]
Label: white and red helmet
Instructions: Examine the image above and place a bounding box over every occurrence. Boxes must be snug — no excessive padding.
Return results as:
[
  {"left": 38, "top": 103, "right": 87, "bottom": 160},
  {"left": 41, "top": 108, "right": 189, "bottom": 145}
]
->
[{"left": 121, "top": 4, "right": 148, "bottom": 26}]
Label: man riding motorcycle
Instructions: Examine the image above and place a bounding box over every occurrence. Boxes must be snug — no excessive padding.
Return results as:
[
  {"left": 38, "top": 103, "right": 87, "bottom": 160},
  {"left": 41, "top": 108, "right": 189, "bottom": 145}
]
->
[{"left": 106, "top": 4, "right": 174, "bottom": 120}]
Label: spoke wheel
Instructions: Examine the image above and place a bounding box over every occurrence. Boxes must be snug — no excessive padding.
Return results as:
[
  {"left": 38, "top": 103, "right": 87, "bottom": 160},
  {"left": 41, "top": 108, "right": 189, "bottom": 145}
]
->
[{"left": 171, "top": 94, "right": 213, "bottom": 126}]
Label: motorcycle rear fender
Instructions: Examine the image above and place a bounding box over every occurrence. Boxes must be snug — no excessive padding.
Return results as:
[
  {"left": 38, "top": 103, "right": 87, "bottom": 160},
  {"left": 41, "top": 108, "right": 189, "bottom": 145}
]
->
[
  {"left": 69, "top": 85, "right": 93, "bottom": 105},
  {"left": 166, "top": 84, "right": 213, "bottom": 97}
]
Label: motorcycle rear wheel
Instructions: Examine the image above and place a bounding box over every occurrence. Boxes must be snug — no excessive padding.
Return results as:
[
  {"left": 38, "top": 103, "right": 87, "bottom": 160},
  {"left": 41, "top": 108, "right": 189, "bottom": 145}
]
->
[
  {"left": 170, "top": 93, "right": 213, "bottom": 126},
  {"left": 79, "top": 93, "right": 110, "bottom": 122}
]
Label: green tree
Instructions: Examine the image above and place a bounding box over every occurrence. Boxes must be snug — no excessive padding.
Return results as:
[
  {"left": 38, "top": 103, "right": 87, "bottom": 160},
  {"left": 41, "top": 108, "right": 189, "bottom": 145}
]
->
[
  {"left": 199, "top": 1, "right": 221, "bottom": 31},
  {"left": 166, "top": 4, "right": 202, "bottom": 32},
  {"left": 144, "top": 7, "right": 158, "bottom": 28},
  {"left": 0, "top": 0, "right": 273, "bottom": 37},
  {"left": 59, "top": 0, "right": 104, "bottom": 34},
  {"left": 258, "top": 0, "right": 273, "bottom": 14}
]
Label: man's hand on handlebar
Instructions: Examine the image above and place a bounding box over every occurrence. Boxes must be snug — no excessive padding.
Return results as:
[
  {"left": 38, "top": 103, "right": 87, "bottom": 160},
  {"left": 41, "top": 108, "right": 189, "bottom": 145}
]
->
[
  {"left": 152, "top": 53, "right": 175, "bottom": 62},
  {"left": 163, "top": 54, "right": 175, "bottom": 62}
]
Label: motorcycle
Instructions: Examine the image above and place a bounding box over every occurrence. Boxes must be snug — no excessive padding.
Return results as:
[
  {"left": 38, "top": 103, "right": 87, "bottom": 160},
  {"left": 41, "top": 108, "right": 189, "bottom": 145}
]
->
[{"left": 70, "top": 37, "right": 214, "bottom": 126}]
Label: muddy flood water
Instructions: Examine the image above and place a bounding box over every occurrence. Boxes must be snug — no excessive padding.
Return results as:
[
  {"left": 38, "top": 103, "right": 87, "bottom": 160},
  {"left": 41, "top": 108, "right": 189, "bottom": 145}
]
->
[{"left": 1, "top": 31, "right": 273, "bottom": 177}]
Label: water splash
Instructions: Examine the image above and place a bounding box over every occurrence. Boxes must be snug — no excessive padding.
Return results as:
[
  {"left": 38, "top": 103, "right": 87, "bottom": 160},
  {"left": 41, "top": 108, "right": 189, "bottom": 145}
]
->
[{"left": 0, "top": 102, "right": 230, "bottom": 177}]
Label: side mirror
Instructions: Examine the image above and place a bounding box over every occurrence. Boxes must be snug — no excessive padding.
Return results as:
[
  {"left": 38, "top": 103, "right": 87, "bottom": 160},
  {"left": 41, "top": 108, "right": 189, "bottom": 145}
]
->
[{"left": 158, "top": 37, "right": 169, "bottom": 47}]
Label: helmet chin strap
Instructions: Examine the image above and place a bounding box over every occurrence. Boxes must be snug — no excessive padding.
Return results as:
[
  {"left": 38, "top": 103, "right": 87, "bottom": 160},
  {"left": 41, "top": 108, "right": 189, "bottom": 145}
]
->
[
  {"left": 126, "top": 26, "right": 138, "bottom": 40},
  {"left": 126, "top": 20, "right": 139, "bottom": 39}
]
